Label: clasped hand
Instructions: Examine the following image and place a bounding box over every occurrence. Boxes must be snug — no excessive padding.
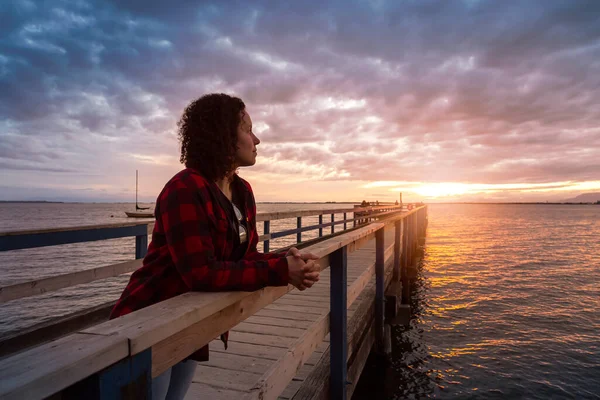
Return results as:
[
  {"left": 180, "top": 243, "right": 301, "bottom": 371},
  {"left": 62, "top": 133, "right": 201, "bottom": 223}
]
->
[{"left": 285, "top": 247, "right": 320, "bottom": 291}]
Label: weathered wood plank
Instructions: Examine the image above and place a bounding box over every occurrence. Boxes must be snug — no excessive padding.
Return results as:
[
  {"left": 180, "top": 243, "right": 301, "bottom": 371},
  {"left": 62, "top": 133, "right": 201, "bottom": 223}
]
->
[
  {"left": 201, "top": 352, "right": 273, "bottom": 374},
  {"left": 185, "top": 382, "right": 247, "bottom": 400},
  {"left": 233, "top": 322, "right": 307, "bottom": 338},
  {"left": 0, "top": 333, "right": 129, "bottom": 400},
  {"left": 209, "top": 340, "right": 286, "bottom": 361},
  {"left": 151, "top": 286, "right": 289, "bottom": 377},
  {"left": 0, "top": 221, "right": 151, "bottom": 236},
  {"left": 0, "top": 259, "right": 142, "bottom": 303},
  {"left": 192, "top": 365, "right": 262, "bottom": 391},
  {"left": 242, "top": 316, "right": 315, "bottom": 330},
  {"left": 228, "top": 331, "right": 297, "bottom": 349},
  {"left": 0, "top": 301, "right": 114, "bottom": 358}
]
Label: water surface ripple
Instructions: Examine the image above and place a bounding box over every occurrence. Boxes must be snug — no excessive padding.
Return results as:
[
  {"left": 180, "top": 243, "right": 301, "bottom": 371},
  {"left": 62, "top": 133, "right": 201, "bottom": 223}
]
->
[{"left": 356, "top": 204, "right": 599, "bottom": 399}]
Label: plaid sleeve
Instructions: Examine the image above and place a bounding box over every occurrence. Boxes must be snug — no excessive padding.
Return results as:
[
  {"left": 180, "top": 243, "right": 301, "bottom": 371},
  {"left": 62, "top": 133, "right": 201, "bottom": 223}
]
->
[{"left": 160, "top": 181, "right": 289, "bottom": 291}]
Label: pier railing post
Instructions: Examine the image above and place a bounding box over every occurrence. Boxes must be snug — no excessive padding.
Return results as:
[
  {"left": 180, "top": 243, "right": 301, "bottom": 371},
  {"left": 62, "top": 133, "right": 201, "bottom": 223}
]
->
[
  {"left": 375, "top": 228, "right": 385, "bottom": 353},
  {"left": 330, "top": 247, "right": 348, "bottom": 400},
  {"left": 263, "top": 220, "right": 270, "bottom": 253},
  {"left": 401, "top": 218, "right": 410, "bottom": 303},
  {"left": 135, "top": 231, "right": 148, "bottom": 260},
  {"left": 393, "top": 220, "right": 401, "bottom": 282},
  {"left": 331, "top": 213, "right": 335, "bottom": 234},
  {"left": 297, "top": 217, "right": 302, "bottom": 243},
  {"left": 319, "top": 215, "right": 323, "bottom": 237},
  {"left": 343, "top": 212, "right": 347, "bottom": 231}
]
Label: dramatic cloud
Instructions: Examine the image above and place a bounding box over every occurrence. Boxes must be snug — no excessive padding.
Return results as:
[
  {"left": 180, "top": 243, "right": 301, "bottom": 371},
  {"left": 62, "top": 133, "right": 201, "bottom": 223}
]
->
[{"left": 1, "top": 0, "right": 599, "bottom": 202}]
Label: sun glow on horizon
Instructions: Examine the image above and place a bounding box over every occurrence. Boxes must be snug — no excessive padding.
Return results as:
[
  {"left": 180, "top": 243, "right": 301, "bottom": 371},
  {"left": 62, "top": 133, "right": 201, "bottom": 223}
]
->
[{"left": 362, "top": 180, "right": 600, "bottom": 200}]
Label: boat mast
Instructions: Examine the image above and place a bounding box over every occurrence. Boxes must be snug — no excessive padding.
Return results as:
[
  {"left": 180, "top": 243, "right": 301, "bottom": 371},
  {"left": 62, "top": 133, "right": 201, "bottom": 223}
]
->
[{"left": 136, "top": 170, "right": 139, "bottom": 207}]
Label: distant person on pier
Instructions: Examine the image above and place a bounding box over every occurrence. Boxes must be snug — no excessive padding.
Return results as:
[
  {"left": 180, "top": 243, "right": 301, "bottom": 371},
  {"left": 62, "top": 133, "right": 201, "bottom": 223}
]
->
[{"left": 110, "top": 93, "right": 321, "bottom": 400}]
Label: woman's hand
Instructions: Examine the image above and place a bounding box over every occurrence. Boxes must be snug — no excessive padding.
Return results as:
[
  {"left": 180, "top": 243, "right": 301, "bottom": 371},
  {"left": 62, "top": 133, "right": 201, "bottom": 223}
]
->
[
  {"left": 286, "top": 247, "right": 320, "bottom": 262},
  {"left": 286, "top": 256, "right": 320, "bottom": 291}
]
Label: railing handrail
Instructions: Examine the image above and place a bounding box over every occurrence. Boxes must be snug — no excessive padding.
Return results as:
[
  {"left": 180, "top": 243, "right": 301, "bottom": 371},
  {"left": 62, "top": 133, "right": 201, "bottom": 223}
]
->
[
  {"left": 0, "top": 204, "right": 406, "bottom": 237},
  {"left": 0, "top": 221, "right": 150, "bottom": 237},
  {"left": 0, "top": 208, "right": 404, "bottom": 304},
  {"left": 0, "top": 206, "right": 426, "bottom": 400}
]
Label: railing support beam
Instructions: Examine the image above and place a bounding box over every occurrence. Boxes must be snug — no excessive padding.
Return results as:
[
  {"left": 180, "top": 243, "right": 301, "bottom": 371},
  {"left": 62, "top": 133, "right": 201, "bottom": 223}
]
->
[
  {"left": 263, "top": 221, "right": 270, "bottom": 253},
  {"left": 319, "top": 215, "right": 323, "bottom": 237},
  {"left": 330, "top": 247, "right": 348, "bottom": 400},
  {"left": 330, "top": 213, "right": 335, "bottom": 234},
  {"left": 135, "top": 233, "right": 148, "bottom": 260},
  {"left": 375, "top": 229, "right": 385, "bottom": 353}
]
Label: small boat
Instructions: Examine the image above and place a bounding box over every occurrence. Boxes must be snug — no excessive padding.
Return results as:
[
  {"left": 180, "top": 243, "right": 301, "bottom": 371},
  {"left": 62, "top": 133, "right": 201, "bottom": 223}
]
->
[{"left": 125, "top": 170, "right": 154, "bottom": 218}]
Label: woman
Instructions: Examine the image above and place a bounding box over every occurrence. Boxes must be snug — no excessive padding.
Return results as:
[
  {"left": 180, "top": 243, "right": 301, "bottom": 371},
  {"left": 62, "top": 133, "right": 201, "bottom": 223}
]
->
[{"left": 110, "top": 93, "right": 320, "bottom": 400}]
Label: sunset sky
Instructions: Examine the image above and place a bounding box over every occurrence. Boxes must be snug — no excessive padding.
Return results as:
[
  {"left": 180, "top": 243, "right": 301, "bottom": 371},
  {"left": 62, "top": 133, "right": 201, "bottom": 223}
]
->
[{"left": 1, "top": 0, "right": 600, "bottom": 203}]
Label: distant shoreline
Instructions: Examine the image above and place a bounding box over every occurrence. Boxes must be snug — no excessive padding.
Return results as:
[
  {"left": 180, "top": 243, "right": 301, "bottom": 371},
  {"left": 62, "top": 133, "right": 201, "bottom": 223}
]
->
[
  {"left": 0, "top": 200, "right": 598, "bottom": 205},
  {"left": 0, "top": 200, "right": 65, "bottom": 204}
]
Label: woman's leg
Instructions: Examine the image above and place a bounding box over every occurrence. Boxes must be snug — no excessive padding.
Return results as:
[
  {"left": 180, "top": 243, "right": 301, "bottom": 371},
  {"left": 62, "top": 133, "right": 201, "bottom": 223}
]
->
[
  {"left": 152, "top": 366, "right": 172, "bottom": 400},
  {"left": 165, "top": 359, "right": 197, "bottom": 400}
]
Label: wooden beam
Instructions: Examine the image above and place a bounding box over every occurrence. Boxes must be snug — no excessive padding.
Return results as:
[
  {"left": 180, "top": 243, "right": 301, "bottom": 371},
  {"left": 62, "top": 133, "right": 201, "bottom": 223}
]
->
[
  {"left": 0, "top": 224, "right": 149, "bottom": 252},
  {"left": 151, "top": 286, "right": 290, "bottom": 377},
  {"left": 0, "top": 333, "right": 129, "bottom": 400},
  {"left": 0, "top": 259, "right": 142, "bottom": 303},
  {"left": 0, "top": 300, "right": 115, "bottom": 358}
]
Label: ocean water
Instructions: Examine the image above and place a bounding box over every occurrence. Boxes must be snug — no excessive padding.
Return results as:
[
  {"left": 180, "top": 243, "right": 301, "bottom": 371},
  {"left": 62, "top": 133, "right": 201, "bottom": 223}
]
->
[
  {"left": 1, "top": 203, "right": 599, "bottom": 399},
  {"left": 354, "top": 204, "right": 600, "bottom": 399},
  {"left": 0, "top": 202, "right": 353, "bottom": 336}
]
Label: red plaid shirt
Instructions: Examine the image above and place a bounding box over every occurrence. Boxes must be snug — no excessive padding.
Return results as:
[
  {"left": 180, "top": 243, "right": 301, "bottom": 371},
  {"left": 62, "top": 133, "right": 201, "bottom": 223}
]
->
[{"left": 110, "top": 168, "right": 289, "bottom": 360}]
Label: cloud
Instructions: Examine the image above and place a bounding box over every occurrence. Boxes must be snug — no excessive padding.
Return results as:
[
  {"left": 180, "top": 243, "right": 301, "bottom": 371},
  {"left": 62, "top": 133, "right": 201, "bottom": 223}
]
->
[{"left": 1, "top": 0, "right": 599, "bottom": 201}]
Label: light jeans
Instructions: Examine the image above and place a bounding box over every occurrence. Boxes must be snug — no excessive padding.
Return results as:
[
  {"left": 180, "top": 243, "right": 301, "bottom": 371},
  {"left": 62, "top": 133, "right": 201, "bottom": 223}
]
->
[{"left": 152, "top": 359, "right": 197, "bottom": 400}]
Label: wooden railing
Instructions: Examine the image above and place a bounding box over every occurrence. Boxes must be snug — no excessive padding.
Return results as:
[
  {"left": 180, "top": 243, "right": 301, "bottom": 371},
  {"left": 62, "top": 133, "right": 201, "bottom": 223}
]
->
[
  {"left": 0, "top": 205, "right": 427, "bottom": 400},
  {"left": 0, "top": 205, "right": 402, "bottom": 304}
]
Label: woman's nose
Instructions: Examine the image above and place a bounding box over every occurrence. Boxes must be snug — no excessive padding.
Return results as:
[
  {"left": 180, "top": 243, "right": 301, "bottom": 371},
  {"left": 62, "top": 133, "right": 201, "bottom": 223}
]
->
[{"left": 253, "top": 133, "right": 260, "bottom": 145}]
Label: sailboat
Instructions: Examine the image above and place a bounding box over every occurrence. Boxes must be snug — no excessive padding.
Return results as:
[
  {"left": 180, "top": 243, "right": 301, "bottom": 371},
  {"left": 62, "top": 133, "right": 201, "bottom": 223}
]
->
[{"left": 125, "top": 170, "right": 154, "bottom": 218}]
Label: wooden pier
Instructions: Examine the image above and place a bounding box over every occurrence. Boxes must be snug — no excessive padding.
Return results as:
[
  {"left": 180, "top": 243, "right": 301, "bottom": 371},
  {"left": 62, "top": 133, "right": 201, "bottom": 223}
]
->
[{"left": 0, "top": 204, "right": 427, "bottom": 400}]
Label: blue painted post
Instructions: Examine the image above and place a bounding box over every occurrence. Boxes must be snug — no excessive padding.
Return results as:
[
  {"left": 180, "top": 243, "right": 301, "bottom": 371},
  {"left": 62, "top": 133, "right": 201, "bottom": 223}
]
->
[
  {"left": 401, "top": 218, "right": 410, "bottom": 303},
  {"left": 330, "top": 246, "right": 348, "bottom": 400},
  {"left": 62, "top": 349, "right": 151, "bottom": 399},
  {"left": 343, "top": 212, "right": 347, "bottom": 230},
  {"left": 263, "top": 220, "right": 270, "bottom": 253},
  {"left": 319, "top": 215, "right": 323, "bottom": 237},
  {"left": 375, "top": 228, "right": 385, "bottom": 353},
  {"left": 135, "top": 232, "right": 148, "bottom": 259},
  {"left": 393, "top": 220, "right": 401, "bottom": 282},
  {"left": 330, "top": 213, "right": 335, "bottom": 234},
  {"left": 297, "top": 217, "right": 302, "bottom": 244}
]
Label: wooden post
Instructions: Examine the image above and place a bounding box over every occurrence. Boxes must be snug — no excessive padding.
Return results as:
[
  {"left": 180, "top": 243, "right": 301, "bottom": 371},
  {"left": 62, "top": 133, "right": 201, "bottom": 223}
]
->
[
  {"left": 393, "top": 220, "right": 401, "bottom": 282},
  {"left": 331, "top": 213, "right": 335, "bottom": 234},
  {"left": 135, "top": 233, "right": 148, "bottom": 260},
  {"left": 319, "top": 215, "right": 323, "bottom": 237},
  {"left": 297, "top": 217, "right": 302, "bottom": 243},
  {"left": 263, "top": 221, "right": 270, "bottom": 253},
  {"left": 343, "top": 212, "right": 347, "bottom": 231},
  {"left": 330, "top": 247, "right": 348, "bottom": 400},
  {"left": 375, "top": 229, "right": 385, "bottom": 354},
  {"left": 402, "top": 217, "right": 410, "bottom": 304},
  {"left": 63, "top": 349, "right": 151, "bottom": 400}
]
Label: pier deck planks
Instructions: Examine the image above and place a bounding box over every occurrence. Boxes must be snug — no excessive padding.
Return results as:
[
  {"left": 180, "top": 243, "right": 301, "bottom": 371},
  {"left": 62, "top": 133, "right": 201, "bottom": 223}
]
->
[{"left": 184, "top": 226, "right": 396, "bottom": 400}]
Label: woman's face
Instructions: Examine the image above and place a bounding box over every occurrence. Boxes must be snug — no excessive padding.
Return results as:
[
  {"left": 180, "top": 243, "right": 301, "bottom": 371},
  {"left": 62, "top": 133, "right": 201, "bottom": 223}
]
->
[{"left": 235, "top": 109, "right": 260, "bottom": 167}]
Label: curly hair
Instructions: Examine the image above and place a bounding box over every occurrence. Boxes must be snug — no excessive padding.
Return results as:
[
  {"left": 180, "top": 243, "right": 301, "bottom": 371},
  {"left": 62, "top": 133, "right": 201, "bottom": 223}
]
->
[{"left": 177, "top": 93, "right": 246, "bottom": 181}]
